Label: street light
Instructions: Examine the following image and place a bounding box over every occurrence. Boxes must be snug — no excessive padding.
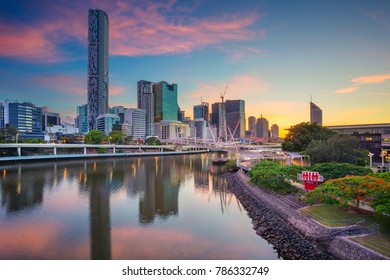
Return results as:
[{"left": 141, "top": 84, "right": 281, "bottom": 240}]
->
[
  {"left": 15, "top": 133, "right": 19, "bottom": 143},
  {"left": 368, "top": 153, "right": 374, "bottom": 168},
  {"left": 380, "top": 151, "right": 386, "bottom": 167}
]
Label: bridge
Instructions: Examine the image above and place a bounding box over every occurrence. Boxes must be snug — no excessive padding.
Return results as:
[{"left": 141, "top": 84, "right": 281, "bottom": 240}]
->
[{"left": 0, "top": 143, "right": 209, "bottom": 163}]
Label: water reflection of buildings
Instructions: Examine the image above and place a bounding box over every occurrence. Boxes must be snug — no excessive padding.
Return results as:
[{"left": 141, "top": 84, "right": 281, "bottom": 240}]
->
[
  {"left": 0, "top": 160, "right": 115, "bottom": 260},
  {"left": 139, "top": 156, "right": 183, "bottom": 224},
  {"left": 0, "top": 166, "right": 45, "bottom": 213},
  {"left": 85, "top": 161, "right": 112, "bottom": 260},
  {"left": 0, "top": 154, "right": 235, "bottom": 259}
]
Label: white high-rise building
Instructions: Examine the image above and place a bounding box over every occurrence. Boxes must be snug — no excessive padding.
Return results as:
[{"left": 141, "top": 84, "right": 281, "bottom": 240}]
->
[
  {"left": 124, "top": 108, "right": 146, "bottom": 141},
  {"left": 137, "top": 80, "right": 155, "bottom": 136}
]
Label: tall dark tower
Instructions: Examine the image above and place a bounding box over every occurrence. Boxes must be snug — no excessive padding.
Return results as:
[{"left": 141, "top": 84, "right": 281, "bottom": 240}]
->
[
  {"left": 310, "top": 101, "right": 322, "bottom": 126},
  {"left": 88, "top": 9, "right": 109, "bottom": 131}
]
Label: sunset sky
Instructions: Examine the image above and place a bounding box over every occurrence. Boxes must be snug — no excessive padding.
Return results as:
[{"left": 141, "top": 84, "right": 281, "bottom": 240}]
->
[{"left": 0, "top": 0, "right": 389, "bottom": 136}]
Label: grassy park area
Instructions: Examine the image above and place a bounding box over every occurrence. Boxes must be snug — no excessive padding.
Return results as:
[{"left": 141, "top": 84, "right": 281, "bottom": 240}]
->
[{"left": 302, "top": 204, "right": 390, "bottom": 258}]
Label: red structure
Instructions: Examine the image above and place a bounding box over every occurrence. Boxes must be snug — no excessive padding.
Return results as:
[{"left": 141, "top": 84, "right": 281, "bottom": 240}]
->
[{"left": 297, "top": 171, "right": 324, "bottom": 191}]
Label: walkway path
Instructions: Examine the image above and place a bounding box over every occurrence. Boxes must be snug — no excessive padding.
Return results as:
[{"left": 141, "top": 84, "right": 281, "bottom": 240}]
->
[{"left": 226, "top": 169, "right": 387, "bottom": 260}]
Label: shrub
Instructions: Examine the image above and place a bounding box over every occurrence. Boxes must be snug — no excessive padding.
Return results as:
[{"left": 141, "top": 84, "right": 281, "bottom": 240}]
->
[
  {"left": 225, "top": 158, "right": 239, "bottom": 172},
  {"left": 311, "top": 163, "right": 372, "bottom": 180},
  {"left": 249, "top": 161, "right": 297, "bottom": 194},
  {"left": 305, "top": 175, "right": 390, "bottom": 211}
]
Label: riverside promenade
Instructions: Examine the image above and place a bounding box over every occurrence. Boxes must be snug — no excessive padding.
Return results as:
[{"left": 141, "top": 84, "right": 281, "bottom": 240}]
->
[
  {"left": 226, "top": 169, "right": 388, "bottom": 260},
  {"left": 0, "top": 143, "right": 209, "bottom": 163}
]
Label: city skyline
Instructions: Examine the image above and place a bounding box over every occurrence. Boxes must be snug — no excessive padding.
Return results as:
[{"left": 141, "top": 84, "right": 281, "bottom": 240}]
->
[{"left": 1, "top": 0, "right": 390, "bottom": 137}]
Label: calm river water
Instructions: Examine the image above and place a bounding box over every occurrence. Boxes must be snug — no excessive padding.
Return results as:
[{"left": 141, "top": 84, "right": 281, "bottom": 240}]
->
[{"left": 0, "top": 153, "right": 278, "bottom": 260}]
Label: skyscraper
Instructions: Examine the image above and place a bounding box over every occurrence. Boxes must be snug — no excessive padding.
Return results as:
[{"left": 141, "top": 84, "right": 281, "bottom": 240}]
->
[
  {"left": 153, "top": 81, "right": 178, "bottom": 122},
  {"left": 225, "top": 99, "right": 245, "bottom": 139},
  {"left": 124, "top": 108, "right": 147, "bottom": 141},
  {"left": 0, "top": 103, "right": 4, "bottom": 129},
  {"left": 88, "top": 9, "right": 109, "bottom": 131},
  {"left": 193, "top": 102, "right": 209, "bottom": 122},
  {"left": 76, "top": 104, "right": 88, "bottom": 134},
  {"left": 310, "top": 101, "right": 322, "bottom": 126},
  {"left": 137, "top": 80, "right": 155, "bottom": 136},
  {"left": 256, "top": 115, "right": 269, "bottom": 138},
  {"left": 271, "top": 124, "right": 279, "bottom": 138},
  {"left": 248, "top": 116, "right": 256, "bottom": 137}
]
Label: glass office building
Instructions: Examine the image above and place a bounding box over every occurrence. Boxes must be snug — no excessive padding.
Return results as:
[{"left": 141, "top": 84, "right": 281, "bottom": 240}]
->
[
  {"left": 4, "top": 100, "right": 42, "bottom": 134},
  {"left": 153, "top": 81, "right": 178, "bottom": 122}
]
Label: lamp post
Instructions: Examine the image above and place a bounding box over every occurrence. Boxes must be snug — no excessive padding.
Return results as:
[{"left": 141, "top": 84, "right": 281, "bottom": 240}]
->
[
  {"left": 368, "top": 153, "right": 374, "bottom": 168},
  {"left": 380, "top": 151, "right": 386, "bottom": 167},
  {"left": 15, "top": 133, "right": 19, "bottom": 143}
]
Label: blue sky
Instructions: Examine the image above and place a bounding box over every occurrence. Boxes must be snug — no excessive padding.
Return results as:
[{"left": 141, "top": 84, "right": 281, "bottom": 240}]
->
[{"left": 1, "top": 0, "right": 389, "bottom": 135}]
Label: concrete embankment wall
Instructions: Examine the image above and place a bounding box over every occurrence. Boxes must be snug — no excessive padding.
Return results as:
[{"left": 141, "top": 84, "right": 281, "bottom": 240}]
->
[{"left": 229, "top": 169, "right": 387, "bottom": 260}]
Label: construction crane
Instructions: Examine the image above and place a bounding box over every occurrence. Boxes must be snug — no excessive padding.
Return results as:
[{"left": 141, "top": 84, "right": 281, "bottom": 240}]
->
[
  {"left": 218, "top": 83, "right": 229, "bottom": 142},
  {"left": 220, "top": 83, "right": 229, "bottom": 103}
]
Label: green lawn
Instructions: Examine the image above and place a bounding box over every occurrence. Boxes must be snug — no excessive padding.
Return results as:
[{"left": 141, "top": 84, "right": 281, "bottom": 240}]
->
[{"left": 301, "top": 204, "right": 390, "bottom": 258}]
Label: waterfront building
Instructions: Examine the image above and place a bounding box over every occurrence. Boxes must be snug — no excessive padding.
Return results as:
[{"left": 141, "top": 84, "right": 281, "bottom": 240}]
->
[
  {"left": 124, "top": 108, "right": 146, "bottom": 141},
  {"left": 271, "top": 124, "right": 279, "bottom": 138},
  {"left": 87, "top": 9, "right": 109, "bottom": 131},
  {"left": 41, "top": 107, "right": 60, "bottom": 133},
  {"left": 96, "top": 113, "right": 120, "bottom": 136},
  {"left": 328, "top": 123, "right": 390, "bottom": 161},
  {"left": 178, "top": 109, "right": 185, "bottom": 122},
  {"left": 47, "top": 125, "right": 79, "bottom": 135},
  {"left": 211, "top": 102, "right": 227, "bottom": 139},
  {"left": 154, "top": 120, "right": 189, "bottom": 141},
  {"left": 76, "top": 104, "right": 88, "bottom": 134},
  {"left": 0, "top": 103, "right": 4, "bottom": 129},
  {"left": 310, "top": 101, "right": 322, "bottom": 126},
  {"left": 225, "top": 99, "right": 245, "bottom": 139},
  {"left": 183, "top": 119, "right": 195, "bottom": 138},
  {"left": 153, "top": 81, "right": 178, "bottom": 122},
  {"left": 256, "top": 115, "right": 269, "bottom": 138},
  {"left": 193, "top": 102, "right": 209, "bottom": 122},
  {"left": 194, "top": 119, "right": 207, "bottom": 139},
  {"left": 248, "top": 116, "right": 256, "bottom": 137},
  {"left": 3, "top": 99, "right": 43, "bottom": 138},
  {"left": 111, "top": 106, "right": 126, "bottom": 124},
  {"left": 137, "top": 80, "right": 155, "bottom": 136}
]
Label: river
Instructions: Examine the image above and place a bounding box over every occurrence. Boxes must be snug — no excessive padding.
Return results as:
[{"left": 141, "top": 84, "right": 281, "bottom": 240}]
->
[{"left": 0, "top": 153, "right": 279, "bottom": 260}]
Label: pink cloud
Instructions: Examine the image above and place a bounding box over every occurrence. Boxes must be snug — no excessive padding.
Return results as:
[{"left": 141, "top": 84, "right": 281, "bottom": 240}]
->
[
  {"left": 334, "top": 72, "right": 390, "bottom": 94},
  {"left": 33, "top": 74, "right": 86, "bottom": 96},
  {"left": 110, "top": 86, "right": 127, "bottom": 96},
  {"left": 334, "top": 86, "right": 359, "bottom": 95},
  {"left": 0, "top": 0, "right": 262, "bottom": 62},
  {"left": 218, "top": 45, "right": 267, "bottom": 62},
  {"left": 0, "top": 22, "right": 62, "bottom": 63},
  {"left": 351, "top": 73, "right": 390, "bottom": 85},
  {"left": 188, "top": 74, "right": 269, "bottom": 105}
]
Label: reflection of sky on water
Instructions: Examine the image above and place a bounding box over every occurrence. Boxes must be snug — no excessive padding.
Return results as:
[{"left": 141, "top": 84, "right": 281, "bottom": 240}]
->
[{"left": 0, "top": 154, "right": 278, "bottom": 260}]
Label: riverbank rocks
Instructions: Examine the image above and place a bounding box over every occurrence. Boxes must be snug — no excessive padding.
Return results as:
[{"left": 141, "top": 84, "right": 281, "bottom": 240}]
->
[{"left": 224, "top": 169, "right": 387, "bottom": 260}]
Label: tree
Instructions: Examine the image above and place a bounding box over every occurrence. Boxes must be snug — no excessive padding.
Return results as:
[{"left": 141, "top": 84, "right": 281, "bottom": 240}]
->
[
  {"left": 248, "top": 161, "right": 298, "bottom": 194},
  {"left": 109, "top": 130, "right": 126, "bottom": 144},
  {"left": 282, "top": 122, "right": 336, "bottom": 152},
  {"left": 145, "top": 136, "right": 161, "bottom": 146},
  {"left": 84, "top": 130, "right": 106, "bottom": 144},
  {"left": 310, "top": 163, "right": 372, "bottom": 180},
  {"left": 305, "top": 175, "right": 390, "bottom": 211},
  {"left": 23, "top": 138, "right": 44, "bottom": 143},
  {"left": 305, "top": 134, "right": 369, "bottom": 165},
  {"left": 0, "top": 126, "right": 19, "bottom": 143},
  {"left": 60, "top": 136, "right": 69, "bottom": 143}
]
